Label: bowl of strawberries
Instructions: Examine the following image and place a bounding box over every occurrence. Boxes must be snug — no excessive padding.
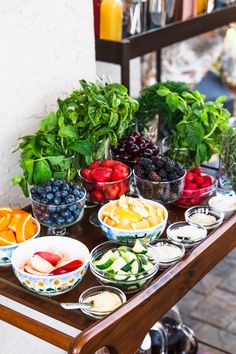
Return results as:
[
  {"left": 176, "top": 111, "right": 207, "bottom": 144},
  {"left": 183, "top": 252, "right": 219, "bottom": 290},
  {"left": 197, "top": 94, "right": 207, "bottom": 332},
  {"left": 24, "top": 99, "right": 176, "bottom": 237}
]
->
[
  {"left": 79, "top": 160, "right": 131, "bottom": 204},
  {"left": 174, "top": 167, "right": 217, "bottom": 208}
]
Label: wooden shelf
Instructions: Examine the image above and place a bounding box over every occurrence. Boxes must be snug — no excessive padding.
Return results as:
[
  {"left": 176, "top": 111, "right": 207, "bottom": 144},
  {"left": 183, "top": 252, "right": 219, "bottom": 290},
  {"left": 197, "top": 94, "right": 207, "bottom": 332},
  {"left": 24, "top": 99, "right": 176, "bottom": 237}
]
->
[{"left": 95, "top": 4, "right": 236, "bottom": 91}]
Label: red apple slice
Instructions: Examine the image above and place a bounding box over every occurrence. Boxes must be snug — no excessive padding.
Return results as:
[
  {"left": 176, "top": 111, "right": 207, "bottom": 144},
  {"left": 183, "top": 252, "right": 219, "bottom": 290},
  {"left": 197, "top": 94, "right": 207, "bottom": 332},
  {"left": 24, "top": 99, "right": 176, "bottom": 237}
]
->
[
  {"left": 55, "top": 259, "right": 83, "bottom": 271},
  {"left": 24, "top": 263, "right": 50, "bottom": 276},
  {"left": 31, "top": 254, "right": 55, "bottom": 273},
  {"left": 34, "top": 251, "right": 62, "bottom": 266},
  {"left": 50, "top": 268, "right": 71, "bottom": 275}
]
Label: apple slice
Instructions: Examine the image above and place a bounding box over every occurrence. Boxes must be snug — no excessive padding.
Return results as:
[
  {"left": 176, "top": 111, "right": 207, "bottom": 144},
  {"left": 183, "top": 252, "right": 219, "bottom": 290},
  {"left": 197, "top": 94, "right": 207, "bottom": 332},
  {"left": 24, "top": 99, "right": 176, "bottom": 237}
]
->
[
  {"left": 55, "top": 259, "right": 83, "bottom": 271},
  {"left": 50, "top": 268, "right": 71, "bottom": 275},
  {"left": 31, "top": 254, "right": 55, "bottom": 273},
  {"left": 34, "top": 251, "right": 62, "bottom": 266},
  {"left": 24, "top": 263, "right": 50, "bottom": 276}
]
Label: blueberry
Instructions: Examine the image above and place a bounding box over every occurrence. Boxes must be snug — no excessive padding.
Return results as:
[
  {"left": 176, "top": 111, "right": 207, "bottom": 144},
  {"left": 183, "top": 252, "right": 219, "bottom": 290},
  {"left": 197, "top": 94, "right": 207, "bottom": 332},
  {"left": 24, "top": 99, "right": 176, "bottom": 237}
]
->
[
  {"left": 61, "top": 210, "right": 72, "bottom": 218},
  {"left": 73, "top": 209, "right": 81, "bottom": 219},
  {"left": 69, "top": 204, "right": 77, "bottom": 212},
  {"left": 72, "top": 189, "right": 81, "bottom": 198},
  {"left": 48, "top": 205, "right": 57, "bottom": 212},
  {"left": 62, "top": 184, "right": 70, "bottom": 192},
  {"left": 61, "top": 190, "right": 69, "bottom": 198},
  {"left": 47, "top": 193, "right": 54, "bottom": 202},
  {"left": 33, "top": 196, "right": 41, "bottom": 202},
  {"left": 66, "top": 216, "right": 75, "bottom": 224},
  {"left": 45, "top": 185, "right": 52, "bottom": 193},
  {"left": 52, "top": 186, "right": 59, "bottom": 193},
  {"left": 51, "top": 212, "right": 59, "bottom": 220},
  {"left": 56, "top": 217, "right": 66, "bottom": 225},
  {"left": 55, "top": 191, "right": 62, "bottom": 198},
  {"left": 37, "top": 186, "right": 44, "bottom": 194},
  {"left": 30, "top": 188, "right": 37, "bottom": 195},
  {"left": 41, "top": 193, "right": 47, "bottom": 199},
  {"left": 54, "top": 180, "right": 64, "bottom": 188},
  {"left": 53, "top": 197, "right": 62, "bottom": 205},
  {"left": 66, "top": 195, "right": 75, "bottom": 204},
  {"left": 41, "top": 198, "right": 48, "bottom": 204}
]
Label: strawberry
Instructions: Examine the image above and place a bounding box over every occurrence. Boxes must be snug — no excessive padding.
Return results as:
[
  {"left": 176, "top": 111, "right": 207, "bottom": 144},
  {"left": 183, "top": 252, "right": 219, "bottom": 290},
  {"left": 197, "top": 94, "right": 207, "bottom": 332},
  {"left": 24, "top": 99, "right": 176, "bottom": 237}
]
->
[
  {"left": 177, "top": 198, "right": 186, "bottom": 206},
  {"left": 105, "top": 185, "right": 120, "bottom": 200},
  {"left": 196, "top": 176, "right": 204, "bottom": 186},
  {"left": 101, "top": 160, "right": 118, "bottom": 168},
  {"left": 81, "top": 168, "right": 91, "bottom": 181},
  {"left": 182, "top": 190, "right": 193, "bottom": 197},
  {"left": 201, "top": 182, "right": 211, "bottom": 189},
  {"left": 111, "top": 165, "right": 129, "bottom": 181},
  {"left": 34, "top": 252, "right": 61, "bottom": 266},
  {"left": 185, "top": 172, "right": 194, "bottom": 182},
  {"left": 95, "top": 182, "right": 106, "bottom": 192},
  {"left": 90, "top": 190, "right": 103, "bottom": 203},
  {"left": 120, "top": 180, "right": 129, "bottom": 194},
  {"left": 191, "top": 167, "right": 201, "bottom": 175},
  {"left": 89, "top": 160, "right": 101, "bottom": 170},
  {"left": 91, "top": 167, "right": 112, "bottom": 182}
]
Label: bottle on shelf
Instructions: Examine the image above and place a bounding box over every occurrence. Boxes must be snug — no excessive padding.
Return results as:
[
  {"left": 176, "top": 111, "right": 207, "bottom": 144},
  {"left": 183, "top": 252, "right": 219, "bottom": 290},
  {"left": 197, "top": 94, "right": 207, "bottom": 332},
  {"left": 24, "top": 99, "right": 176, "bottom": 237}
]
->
[
  {"left": 166, "top": 0, "right": 177, "bottom": 23},
  {"left": 215, "top": 0, "right": 235, "bottom": 7},
  {"left": 126, "top": 0, "right": 148, "bottom": 36},
  {"left": 197, "top": 0, "right": 208, "bottom": 13},
  {"left": 100, "top": 0, "right": 123, "bottom": 41},
  {"left": 93, "top": 0, "right": 101, "bottom": 38},
  {"left": 148, "top": 0, "right": 167, "bottom": 29}
]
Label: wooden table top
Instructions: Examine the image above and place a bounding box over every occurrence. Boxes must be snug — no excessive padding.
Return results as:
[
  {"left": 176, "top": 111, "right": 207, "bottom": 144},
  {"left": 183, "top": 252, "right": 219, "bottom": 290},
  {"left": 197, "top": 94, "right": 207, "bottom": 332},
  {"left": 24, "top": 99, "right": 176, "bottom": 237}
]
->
[{"left": 1, "top": 204, "right": 236, "bottom": 354}]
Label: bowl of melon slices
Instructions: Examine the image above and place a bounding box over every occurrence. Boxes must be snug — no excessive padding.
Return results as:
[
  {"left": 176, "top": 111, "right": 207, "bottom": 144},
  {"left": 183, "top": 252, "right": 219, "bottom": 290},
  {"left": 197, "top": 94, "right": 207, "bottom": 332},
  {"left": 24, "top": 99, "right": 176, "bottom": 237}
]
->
[
  {"left": 98, "top": 195, "right": 168, "bottom": 244},
  {"left": 0, "top": 206, "right": 40, "bottom": 267}
]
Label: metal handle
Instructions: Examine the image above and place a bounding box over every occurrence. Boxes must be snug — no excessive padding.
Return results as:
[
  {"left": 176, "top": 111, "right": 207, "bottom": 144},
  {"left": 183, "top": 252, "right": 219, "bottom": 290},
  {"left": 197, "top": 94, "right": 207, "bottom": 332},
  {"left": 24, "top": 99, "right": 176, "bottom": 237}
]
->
[
  {"left": 60, "top": 302, "right": 91, "bottom": 310},
  {"left": 179, "top": 323, "right": 198, "bottom": 354}
]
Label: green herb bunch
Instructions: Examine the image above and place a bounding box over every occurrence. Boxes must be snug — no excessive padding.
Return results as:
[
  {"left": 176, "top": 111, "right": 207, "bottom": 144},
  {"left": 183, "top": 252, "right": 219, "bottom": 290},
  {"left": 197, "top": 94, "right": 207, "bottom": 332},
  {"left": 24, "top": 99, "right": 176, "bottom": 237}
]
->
[
  {"left": 221, "top": 126, "right": 236, "bottom": 191},
  {"left": 156, "top": 85, "right": 230, "bottom": 168},
  {"left": 13, "top": 80, "right": 138, "bottom": 196},
  {"left": 134, "top": 81, "right": 190, "bottom": 133}
]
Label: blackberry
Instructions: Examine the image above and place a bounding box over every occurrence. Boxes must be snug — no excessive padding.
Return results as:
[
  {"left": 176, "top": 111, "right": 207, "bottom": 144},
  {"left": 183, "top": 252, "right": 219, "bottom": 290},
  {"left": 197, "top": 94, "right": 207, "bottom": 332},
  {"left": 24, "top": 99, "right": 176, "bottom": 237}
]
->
[
  {"left": 150, "top": 172, "right": 161, "bottom": 182},
  {"left": 138, "top": 157, "right": 152, "bottom": 168},
  {"left": 158, "top": 169, "right": 167, "bottom": 179},
  {"left": 134, "top": 165, "right": 145, "bottom": 178},
  {"left": 168, "top": 172, "right": 179, "bottom": 181},
  {"left": 174, "top": 162, "right": 185, "bottom": 177},
  {"left": 145, "top": 164, "right": 156, "bottom": 174},
  {"left": 153, "top": 159, "right": 164, "bottom": 170}
]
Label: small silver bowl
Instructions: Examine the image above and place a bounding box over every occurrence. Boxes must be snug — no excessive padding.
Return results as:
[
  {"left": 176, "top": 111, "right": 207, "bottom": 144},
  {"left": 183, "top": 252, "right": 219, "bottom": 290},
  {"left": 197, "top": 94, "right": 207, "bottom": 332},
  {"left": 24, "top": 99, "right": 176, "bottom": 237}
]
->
[
  {"left": 152, "top": 239, "right": 185, "bottom": 270},
  {"left": 185, "top": 205, "right": 224, "bottom": 230},
  {"left": 79, "top": 285, "right": 126, "bottom": 319},
  {"left": 167, "top": 221, "right": 207, "bottom": 249}
]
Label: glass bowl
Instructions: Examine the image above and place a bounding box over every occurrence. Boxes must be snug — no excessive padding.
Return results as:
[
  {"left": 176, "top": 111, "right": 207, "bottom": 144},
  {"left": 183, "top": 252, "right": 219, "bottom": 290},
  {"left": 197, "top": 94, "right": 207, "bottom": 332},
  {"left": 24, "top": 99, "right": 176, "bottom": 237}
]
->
[
  {"left": 78, "top": 167, "right": 132, "bottom": 205},
  {"left": 90, "top": 241, "right": 159, "bottom": 294},
  {"left": 185, "top": 206, "right": 224, "bottom": 230},
  {"left": 167, "top": 221, "right": 207, "bottom": 249},
  {"left": 209, "top": 195, "right": 236, "bottom": 219},
  {"left": 151, "top": 239, "right": 185, "bottom": 270},
  {"left": 133, "top": 170, "right": 186, "bottom": 204},
  {"left": 174, "top": 174, "right": 217, "bottom": 208},
  {"left": 79, "top": 285, "right": 126, "bottom": 319},
  {"left": 30, "top": 181, "right": 86, "bottom": 235}
]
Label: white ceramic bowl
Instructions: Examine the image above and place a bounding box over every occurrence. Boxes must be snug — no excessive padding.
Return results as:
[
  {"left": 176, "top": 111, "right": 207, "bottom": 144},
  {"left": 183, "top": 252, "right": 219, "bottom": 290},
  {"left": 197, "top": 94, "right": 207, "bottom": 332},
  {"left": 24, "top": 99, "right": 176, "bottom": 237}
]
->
[
  {"left": 98, "top": 199, "right": 168, "bottom": 243},
  {"left": 209, "top": 195, "right": 236, "bottom": 219},
  {"left": 11, "top": 236, "right": 89, "bottom": 296},
  {"left": 0, "top": 217, "right": 40, "bottom": 267}
]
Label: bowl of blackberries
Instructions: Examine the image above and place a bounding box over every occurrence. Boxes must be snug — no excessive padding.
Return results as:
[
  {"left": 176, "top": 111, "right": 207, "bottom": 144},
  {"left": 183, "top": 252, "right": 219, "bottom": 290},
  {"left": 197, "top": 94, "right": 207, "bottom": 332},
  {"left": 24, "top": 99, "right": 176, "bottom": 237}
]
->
[
  {"left": 133, "top": 156, "right": 186, "bottom": 204},
  {"left": 111, "top": 132, "right": 159, "bottom": 168},
  {"left": 30, "top": 179, "right": 86, "bottom": 231}
]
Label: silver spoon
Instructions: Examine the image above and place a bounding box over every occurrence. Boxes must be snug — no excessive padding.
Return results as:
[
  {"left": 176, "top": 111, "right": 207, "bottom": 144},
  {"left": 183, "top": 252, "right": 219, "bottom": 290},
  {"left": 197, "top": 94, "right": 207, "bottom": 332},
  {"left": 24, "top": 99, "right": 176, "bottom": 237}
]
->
[{"left": 60, "top": 302, "right": 112, "bottom": 315}]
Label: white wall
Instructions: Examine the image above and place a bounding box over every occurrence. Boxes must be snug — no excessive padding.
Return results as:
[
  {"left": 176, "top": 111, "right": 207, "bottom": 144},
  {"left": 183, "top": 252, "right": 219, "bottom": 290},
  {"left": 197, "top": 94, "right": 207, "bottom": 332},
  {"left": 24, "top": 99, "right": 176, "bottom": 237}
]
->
[{"left": 0, "top": 0, "right": 96, "bottom": 207}]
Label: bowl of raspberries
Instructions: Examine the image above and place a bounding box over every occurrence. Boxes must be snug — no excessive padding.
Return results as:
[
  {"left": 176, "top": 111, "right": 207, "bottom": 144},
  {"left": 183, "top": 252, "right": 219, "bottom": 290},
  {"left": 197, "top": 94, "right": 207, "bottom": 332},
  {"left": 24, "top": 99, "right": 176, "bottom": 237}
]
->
[
  {"left": 79, "top": 160, "right": 131, "bottom": 204},
  {"left": 133, "top": 156, "right": 186, "bottom": 204},
  {"left": 174, "top": 167, "right": 217, "bottom": 208}
]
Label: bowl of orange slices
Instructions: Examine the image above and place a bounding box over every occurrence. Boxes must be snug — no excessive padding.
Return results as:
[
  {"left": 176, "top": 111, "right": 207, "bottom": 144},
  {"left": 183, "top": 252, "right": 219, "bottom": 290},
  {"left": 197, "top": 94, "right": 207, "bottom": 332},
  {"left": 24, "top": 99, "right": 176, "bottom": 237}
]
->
[
  {"left": 98, "top": 196, "right": 168, "bottom": 243},
  {"left": 0, "top": 206, "right": 40, "bottom": 266}
]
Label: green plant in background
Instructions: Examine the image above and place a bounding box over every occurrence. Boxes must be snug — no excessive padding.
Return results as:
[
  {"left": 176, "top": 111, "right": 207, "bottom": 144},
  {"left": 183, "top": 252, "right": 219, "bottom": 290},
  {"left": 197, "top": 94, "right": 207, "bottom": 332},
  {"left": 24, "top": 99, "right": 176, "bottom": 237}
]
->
[
  {"left": 12, "top": 80, "right": 139, "bottom": 197},
  {"left": 221, "top": 127, "right": 236, "bottom": 191},
  {"left": 134, "top": 81, "right": 190, "bottom": 133},
  {"left": 157, "top": 85, "right": 230, "bottom": 168}
]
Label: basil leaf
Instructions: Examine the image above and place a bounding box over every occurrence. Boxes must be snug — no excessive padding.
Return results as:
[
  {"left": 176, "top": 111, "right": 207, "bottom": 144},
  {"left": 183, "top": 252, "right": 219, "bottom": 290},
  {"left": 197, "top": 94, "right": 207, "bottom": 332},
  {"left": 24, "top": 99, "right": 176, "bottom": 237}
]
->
[
  {"left": 106, "top": 83, "right": 127, "bottom": 95},
  {"left": 20, "top": 159, "right": 34, "bottom": 175},
  {"left": 39, "top": 112, "right": 57, "bottom": 132},
  {"left": 47, "top": 156, "right": 65, "bottom": 165},
  {"left": 58, "top": 125, "right": 78, "bottom": 138},
  {"left": 33, "top": 160, "right": 52, "bottom": 185},
  {"left": 70, "top": 140, "right": 93, "bottom": 156}
]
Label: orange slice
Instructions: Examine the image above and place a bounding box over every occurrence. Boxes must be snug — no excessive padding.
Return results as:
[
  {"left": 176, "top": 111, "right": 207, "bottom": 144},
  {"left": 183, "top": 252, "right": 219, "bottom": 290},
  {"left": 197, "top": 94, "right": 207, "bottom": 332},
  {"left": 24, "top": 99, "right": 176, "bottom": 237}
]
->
[
  {"left": 103, "top": 216, "right": 116, "bottom": 227},
  {"left": 12, "top": 209, "right": 27, "bottom": 216},
  {"left": 0, "top": 213, "right": 11, "bottom": 231},
  {"left": 8, "top": 213, "right": 22, "bottom": 232},
  {"left": 131, "top": 220, "right": 149, "bottom": 230},
  {"left": 0, "top": 206, "right": 13, "bottom": 217},
  {"left": 15, "top": 213, "right": 33, "bottom": 243},
  {"left": 0, "top": 230, "right": 16, "bottom": 246},
  {"left": 118, "top": 209, "right": 141, "bottom": 223}
]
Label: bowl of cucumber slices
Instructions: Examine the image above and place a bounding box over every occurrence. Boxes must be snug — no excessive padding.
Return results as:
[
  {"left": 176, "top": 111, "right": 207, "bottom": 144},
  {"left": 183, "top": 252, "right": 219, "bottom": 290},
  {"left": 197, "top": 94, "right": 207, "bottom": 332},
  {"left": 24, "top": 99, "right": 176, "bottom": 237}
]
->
[{"left": 90, "top": 240, "right": 159, "bottom": 293}]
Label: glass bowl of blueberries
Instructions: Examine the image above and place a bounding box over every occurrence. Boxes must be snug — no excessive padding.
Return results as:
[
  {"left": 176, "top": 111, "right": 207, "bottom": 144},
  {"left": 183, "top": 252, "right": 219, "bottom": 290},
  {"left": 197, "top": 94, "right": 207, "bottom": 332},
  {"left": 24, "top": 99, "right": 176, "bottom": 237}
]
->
[{"left": 30, "top": 179, "right": 86, "bottom": 235}]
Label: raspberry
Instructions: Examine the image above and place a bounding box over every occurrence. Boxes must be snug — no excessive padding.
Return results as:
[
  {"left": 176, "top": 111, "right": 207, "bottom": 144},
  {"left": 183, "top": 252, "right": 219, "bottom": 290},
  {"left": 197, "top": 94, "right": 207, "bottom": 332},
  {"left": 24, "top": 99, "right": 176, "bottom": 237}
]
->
[
  {"left": 203, "top": 175, "right": 212, "bottom": 184},
  {"left": 185, "top": 172, "right": 194, "bottom": 182},
  {"left": 196, "top": 176, "right": 204, "bottom": 186},
  {"left": 191, "top": 167, "right": 201, "bottom": 175},
  {"left": 186, "top": 182, "right": 198, "bottom": 190}
]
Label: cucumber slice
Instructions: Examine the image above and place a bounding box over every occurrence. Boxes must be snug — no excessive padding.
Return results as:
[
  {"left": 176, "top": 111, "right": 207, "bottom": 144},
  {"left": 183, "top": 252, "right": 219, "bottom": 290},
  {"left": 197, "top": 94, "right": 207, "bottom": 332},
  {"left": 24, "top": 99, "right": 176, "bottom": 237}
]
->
[
  {"left": 110, "top": 257, "right": 127, "bottom": 273},
  {"left": 122, "top": 251, "right": 137, "bottom": 264},
  {"left": 132, "top": 239, "right": 148, "bottom": 254},
  {"left": 121, "top": 263, "right": 132, "bottom": 272},
  {"left": 114, "top": 271, "right": 129, "bottom": 281},
  {"left": 118, "top": 246, "right": 131, "bottom": 253},
  {"left": 93, "top": 250, "right": 114, "bottom": 269},
  {"left": 142, "top": 262, "right": 154, "bottom": 272},
  {"left": 131, "top": 259, "right": 142, "bottom": 274},
  {"left": 138, "top": 254, "right": 148, "bottom": 265},
  {"left": 111, "top": 250, "right": 120, "bottom": 261}
]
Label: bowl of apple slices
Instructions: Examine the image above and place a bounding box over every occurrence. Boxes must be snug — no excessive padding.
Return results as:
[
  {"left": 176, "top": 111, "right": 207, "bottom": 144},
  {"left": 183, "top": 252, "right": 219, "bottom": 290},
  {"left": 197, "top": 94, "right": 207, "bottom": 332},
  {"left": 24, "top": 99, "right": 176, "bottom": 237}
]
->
[{"left": 11, "top": 236, "right": 89, "bottom": 296}]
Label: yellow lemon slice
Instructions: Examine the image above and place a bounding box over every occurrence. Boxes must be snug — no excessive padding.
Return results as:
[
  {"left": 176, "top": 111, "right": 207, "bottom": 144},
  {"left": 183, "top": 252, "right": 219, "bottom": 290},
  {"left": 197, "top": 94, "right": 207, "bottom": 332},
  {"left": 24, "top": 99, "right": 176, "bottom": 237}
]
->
[
  {"left": 103, "top": 216, "right": 116, "bottom": 227},
  {"left": 133, "top": 205, "right": 149, "bottom": 218},
  {"left": 118, "top": 195, "right": 129, "bottom": 209},
  {"left": 131, "top": 220, "right": 150, "bottom": 230},
  {"left": 147, "top": 217, "right": 157, "bottom": 227},
  {"left": 102, "top": 201, "right": 116, "bottom": 217},
  {"left": 110, "top": 206, "right": 121, "bottom": 224}
]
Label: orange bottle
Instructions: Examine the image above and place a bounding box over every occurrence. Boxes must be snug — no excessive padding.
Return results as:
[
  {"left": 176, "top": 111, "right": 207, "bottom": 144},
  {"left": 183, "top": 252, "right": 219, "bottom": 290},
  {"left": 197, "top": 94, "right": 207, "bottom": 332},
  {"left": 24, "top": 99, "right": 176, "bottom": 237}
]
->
[
  {"left": 100, "top": 0, "right": 123, "bottom": 41},
  {"left": 198, "top": 0, "right": 208, "bottom": 13}
]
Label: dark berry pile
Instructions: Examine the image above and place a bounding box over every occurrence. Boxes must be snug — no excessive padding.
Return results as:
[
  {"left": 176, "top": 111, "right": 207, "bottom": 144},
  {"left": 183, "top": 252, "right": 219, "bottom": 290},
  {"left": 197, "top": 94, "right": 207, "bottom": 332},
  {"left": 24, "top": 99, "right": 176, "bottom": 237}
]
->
[
  {"left": 111, "top": 132, "right": 159, "bottom": 166},
  {"left": 134, "top": 156, "right": 186, "bottom": 204},
  {"left": 30, "top": 180, "right": 85, "bottom": 227}
]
